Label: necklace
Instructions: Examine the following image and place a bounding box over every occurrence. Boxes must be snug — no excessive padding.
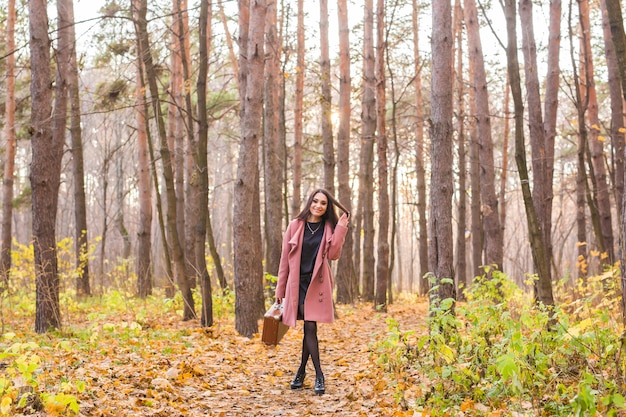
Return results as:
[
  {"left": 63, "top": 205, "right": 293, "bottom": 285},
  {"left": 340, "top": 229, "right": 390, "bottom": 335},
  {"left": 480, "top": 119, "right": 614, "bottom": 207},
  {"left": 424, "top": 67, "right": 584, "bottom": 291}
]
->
[{"left": 306, "top": 221, "right": 322, "bottom": 235}]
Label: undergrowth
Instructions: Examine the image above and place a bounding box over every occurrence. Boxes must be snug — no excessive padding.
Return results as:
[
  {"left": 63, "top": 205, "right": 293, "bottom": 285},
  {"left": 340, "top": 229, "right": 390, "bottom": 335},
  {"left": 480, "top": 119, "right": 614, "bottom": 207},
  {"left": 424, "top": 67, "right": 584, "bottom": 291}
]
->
[
  {"left": 373, "top": 267, "right": 626, "bottom": 416},
  {"left": 0, "top": 239, "right": 236, "bottom": 417}
]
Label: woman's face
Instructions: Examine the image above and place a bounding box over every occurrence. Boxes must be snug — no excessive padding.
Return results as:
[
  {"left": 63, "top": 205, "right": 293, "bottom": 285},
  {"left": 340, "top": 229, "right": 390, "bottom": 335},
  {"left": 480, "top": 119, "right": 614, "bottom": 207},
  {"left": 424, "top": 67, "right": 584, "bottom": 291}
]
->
[{"left": 309, "top": 192, "right": 328, "bottom": 220}]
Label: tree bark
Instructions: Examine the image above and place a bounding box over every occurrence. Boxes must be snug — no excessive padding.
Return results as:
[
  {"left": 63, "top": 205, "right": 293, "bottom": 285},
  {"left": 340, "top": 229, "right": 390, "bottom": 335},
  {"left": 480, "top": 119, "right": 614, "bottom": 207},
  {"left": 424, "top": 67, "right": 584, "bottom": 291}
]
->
[
  {"left": 519, "top": 0, "right": 555, "bottom": 293},
  {"left": 600, "top": 0, "right": 625, "bottom": 222},
  {"left": 579, "top": 0, "right": 615, "bottom": 264},
  {"left": 234, "top": 0, "right": 266, "bottom": 338},
  {"left": 357, "top": 0, "right": 376, "bottom": 302},
  {"left": 62, "top": 0, "right": 91, "bottom": 296},
  {"left": 429, "top": 0, "right": 456, "bottom": 307},
  {"left": 320, "top": 0, "right": 334, "bottom": 194},
  {"left": 31, "top": 0, "right": 62, "bottom": 332},
  {"left": 465, "top": 0, "right": 503, "bottom": 271},
  {"left": 468, "top": 62, "right": 483, "bottom": 278},
  {"left": 1, "top": 0, "right": 16, "bottom": 286},
  {"left": 291, "top": 0, "right": 304, "bottom": 217},
  {"left": 197, "top": 0, "right": 213, "bottom": 327},
  {"left": 135, "top": 43, "right": 153, "bottom": 298},
  {"left": 335, "top": 0, "right": 356, "bottom": 304},
  {"left": 263, "top": 0, "right": 283, "bottom": 276},
  {"left": 412, "top": 0, "right": 429, "bottom": 295},
  {"left": 375, "top": 0, "right": 390, "bottom": 311},
  {"left": 454, "top": 0, "right": 467, "bottom": 299},
  {"left": 135, "top": 0, "right": 195, "bottom": 319},
  {"left": 542, "top": 0, "right": 561, "bottom": 276},
  {"left": 600, "top": 0, "right": 626, "bottom": 326},
  {"left": 503, "top": 0, "right": 554, "bottom": 307}
]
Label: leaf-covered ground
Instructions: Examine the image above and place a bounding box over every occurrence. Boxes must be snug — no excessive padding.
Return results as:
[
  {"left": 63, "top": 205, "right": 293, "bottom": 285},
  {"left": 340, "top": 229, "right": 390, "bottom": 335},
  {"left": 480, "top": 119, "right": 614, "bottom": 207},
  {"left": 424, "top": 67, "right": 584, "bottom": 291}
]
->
[{"left": 2, "top": 297, "right": 427, "bottom": 416}]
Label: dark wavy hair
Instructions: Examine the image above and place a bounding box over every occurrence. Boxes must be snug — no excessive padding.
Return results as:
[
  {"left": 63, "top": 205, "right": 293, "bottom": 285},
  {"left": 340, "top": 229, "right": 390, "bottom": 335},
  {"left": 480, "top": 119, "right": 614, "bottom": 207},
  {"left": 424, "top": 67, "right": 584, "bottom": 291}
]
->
[{"left": 295, "top": 188, "right": 349, "bottom": 229}]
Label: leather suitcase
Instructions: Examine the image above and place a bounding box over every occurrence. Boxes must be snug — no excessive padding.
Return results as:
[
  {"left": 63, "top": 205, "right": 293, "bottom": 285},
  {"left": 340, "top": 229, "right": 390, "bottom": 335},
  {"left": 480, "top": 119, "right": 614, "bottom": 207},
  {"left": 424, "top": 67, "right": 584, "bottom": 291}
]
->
[{"left": 262, "top": 302, "right": 289, "bottom": 345}]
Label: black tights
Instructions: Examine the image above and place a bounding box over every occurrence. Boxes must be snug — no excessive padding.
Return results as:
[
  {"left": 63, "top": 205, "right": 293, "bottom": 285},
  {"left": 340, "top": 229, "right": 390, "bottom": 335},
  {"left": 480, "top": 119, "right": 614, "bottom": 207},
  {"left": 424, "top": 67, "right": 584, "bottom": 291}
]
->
[{"left": 297, "top": 305, "right": 322, "bottom": 377}]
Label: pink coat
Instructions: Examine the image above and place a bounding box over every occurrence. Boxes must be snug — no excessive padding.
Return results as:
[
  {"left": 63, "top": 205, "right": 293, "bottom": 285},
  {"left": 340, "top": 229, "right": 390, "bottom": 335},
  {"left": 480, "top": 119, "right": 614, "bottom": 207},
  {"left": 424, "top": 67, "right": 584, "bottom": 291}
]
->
[{"left": 275, "top": 219, "right": 348, "bottom": 327}]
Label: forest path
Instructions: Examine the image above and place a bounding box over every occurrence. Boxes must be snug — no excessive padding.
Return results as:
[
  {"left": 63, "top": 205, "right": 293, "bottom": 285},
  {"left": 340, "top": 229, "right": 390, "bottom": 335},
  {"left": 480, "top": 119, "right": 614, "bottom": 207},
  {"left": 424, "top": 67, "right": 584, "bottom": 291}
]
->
[{"left": 75, "top": 299, "right": 428, "bottom": 416}]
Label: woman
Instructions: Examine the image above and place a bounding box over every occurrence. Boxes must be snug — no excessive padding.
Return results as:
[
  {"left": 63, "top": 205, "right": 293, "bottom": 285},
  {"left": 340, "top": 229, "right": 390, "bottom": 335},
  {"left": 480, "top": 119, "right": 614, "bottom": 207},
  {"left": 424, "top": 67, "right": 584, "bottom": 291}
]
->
[{"left": 275, "top": 188, "right": 350, "bottom": 396}]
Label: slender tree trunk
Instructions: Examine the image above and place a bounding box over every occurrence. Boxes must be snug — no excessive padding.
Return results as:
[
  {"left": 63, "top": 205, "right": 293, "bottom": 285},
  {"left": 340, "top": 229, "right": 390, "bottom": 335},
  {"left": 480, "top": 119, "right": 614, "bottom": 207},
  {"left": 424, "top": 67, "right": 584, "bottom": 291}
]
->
[
  {"left": 469, "top": 63, "right": 483, "bottom": 277},
  {"left": 234, "top": 0, "right": 266, "bottom": 338},
  {"left": 62, "top": 0, "right": 91, "bottom": 296},
  {"left": 519, "top": 0, "right": 555, "bottom": 297},
  {"left": 197, "top": 0, "right": 213, "bottom": 326},
  {"left": 542, "top": 0, "right": 561, "bottom": 277},
  {"left": 218, "top": 0, "right": 240, "bottom": 93},
  {"left": 579, "top": 0, "right": 614, "bottom": 264},
  {"left": 320, "top": 0, "right": 334, "bottom": 193},
  {"left": 454, "top": 0, "right": 467, "bottom": 299},
  {"left": 135, "top": 46, "right": 153, "bottom": 298},
  {"left": 358, "top": 0, "right": 376, "bottom": 302},
  {"left": 429, "top": 0, "right": 455, "bottom": 307},
  {"left": 133, "top": 0, "right": 173, "bottom": 297},
  {"left": 1, "top": 0, "right": 17, "bottom": 286},
  {"left": 504, "top": 0, "right": 554, "bottom": 307},
  {"left": 135, "top": 0, "right": 195, "bottom": 319},
  {"left": 602, "top": 0, "right": 626, "bottom": 325},
  {"left": 291, "top": 0, "right": 304, "bottom": 217},
  {"left": 115, "top": 154, "right": 131, "bottom": 258},
  {"left": 31, "top": 0, "right": 62, "bottom": 332},
  {"left": 335, "top": 0, "right": 356, "bottom": 304},
  {"left": 500, "top": 76, "right": 511, "bottom": 235},
  {"left": 600, "top": 0, "right": 625, "bottom": 222},
  {"left": 465, "top": 0, "right": 503, "bottom": 271},
  {"left": 375, "top": 0, "right": 390, "bottom": 312},
  {"left": 263, "top": 0, "right": 283, "bottom": 276},
  {"left": 412, "top": 0, "right": 429, "bottom": 295}
]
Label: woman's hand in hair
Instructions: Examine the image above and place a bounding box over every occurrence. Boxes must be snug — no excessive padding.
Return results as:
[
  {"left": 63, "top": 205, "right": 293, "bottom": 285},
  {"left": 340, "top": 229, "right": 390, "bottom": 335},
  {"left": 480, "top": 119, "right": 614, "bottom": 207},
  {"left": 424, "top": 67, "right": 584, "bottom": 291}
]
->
[{"left": 337, "top": 212, "right": 350, "bottom": 228}]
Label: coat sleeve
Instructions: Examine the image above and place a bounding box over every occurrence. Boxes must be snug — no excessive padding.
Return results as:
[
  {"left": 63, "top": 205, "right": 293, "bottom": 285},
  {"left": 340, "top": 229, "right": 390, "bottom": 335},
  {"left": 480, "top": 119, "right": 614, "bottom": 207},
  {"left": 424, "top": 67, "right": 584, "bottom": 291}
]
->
[
  {"left": 275, "top": 221, "right": 295, "bottom": 299},
  {"left": 326, "top": 224, "right": 348, "bottom": 261}
]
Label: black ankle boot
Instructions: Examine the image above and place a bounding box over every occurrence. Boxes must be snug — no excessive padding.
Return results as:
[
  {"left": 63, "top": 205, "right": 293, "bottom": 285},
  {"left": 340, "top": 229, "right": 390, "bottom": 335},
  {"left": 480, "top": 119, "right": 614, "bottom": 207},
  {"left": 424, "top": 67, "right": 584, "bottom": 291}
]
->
[
  {"left": 314, "top": 375, "right": 325, "bottom": 395},
  {"left": 290, "top": 370, "right": 305, "bottom": 389}
]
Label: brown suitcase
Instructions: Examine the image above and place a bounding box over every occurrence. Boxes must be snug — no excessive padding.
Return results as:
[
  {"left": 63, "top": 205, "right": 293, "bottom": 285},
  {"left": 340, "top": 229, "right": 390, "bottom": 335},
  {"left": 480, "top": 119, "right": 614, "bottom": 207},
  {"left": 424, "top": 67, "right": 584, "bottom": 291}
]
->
[{"left": 262, "top": 302, "right": 289, "bottom": 345}]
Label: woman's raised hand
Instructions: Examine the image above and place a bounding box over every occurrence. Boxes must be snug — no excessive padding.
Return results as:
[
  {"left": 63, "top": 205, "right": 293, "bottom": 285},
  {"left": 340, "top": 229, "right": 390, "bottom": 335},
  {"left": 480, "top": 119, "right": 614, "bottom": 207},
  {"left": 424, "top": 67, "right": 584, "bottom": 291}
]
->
[{"left": 338, "top": 212, "right": 350, "bottom": 228}]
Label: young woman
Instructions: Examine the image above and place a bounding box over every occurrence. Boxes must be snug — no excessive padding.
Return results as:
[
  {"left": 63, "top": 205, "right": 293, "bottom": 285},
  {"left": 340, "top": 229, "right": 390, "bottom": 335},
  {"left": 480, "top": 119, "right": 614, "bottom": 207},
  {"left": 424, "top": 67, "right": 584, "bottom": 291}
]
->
[{"left": 275, "top": 189, "right": 350, "bottom": 395}]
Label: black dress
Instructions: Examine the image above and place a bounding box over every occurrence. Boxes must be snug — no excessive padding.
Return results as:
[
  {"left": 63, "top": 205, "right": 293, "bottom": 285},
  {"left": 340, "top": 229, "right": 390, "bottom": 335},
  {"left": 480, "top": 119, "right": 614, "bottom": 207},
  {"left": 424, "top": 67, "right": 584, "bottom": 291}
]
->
[{"left": 298, "top": 221, "right": 324, "bottom": 315}]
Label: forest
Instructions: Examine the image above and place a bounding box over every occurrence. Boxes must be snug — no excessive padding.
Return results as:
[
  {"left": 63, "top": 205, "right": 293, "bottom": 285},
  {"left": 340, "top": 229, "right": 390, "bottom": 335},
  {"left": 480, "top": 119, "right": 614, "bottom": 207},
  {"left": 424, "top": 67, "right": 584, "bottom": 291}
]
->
[{"left": 0, "top": 0, "right": 626, "bottom": 415}]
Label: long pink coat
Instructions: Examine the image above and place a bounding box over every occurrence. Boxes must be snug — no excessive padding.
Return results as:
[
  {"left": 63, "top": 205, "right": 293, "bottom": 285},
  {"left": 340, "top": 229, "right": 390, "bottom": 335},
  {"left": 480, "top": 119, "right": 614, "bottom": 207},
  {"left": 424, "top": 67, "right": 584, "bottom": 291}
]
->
[{"left": 275, "top": 219, "right": 348, "bottom": 327}]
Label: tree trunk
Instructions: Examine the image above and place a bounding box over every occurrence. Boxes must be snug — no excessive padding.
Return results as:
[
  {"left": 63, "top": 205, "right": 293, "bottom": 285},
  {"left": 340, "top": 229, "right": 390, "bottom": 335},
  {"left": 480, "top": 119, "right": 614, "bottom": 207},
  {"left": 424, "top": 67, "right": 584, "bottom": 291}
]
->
[
  {"left": 263, "top": 0, "right": 283, "bottom": 276},
  {"left": 197, "top": 0, "right": 213, "bottom": 327},
  {"left": 465, "top": 0, "right": 503, "bottom": 271},
  {"left": 468, "top": 63, "right": 483, "bottom": 278},
  {"left": 454, "top": 0, "right": 467, "bottom": 299},
  {"left": 133, "top": 0, "right": 173, "bottom": 297},
  {"left": 600, "top": 0, "right": 625, "bottom": 223},
  {"left": 31, "top": 0, "right": 62, "bottom": 332},
  {"left": 520, "top": 0, "right": 555, "bottom": 294},
  {"left": 429, "top": 0, "right": 455, "bottom": 307},
  {"left": 135, "top": 0, "right": 195, "bottom": 320},
  {"left": 412, "top": 0, "right": 429, "bottom": 295},
  {"left": 503, "top": 0, "right": 554, "bottom": 307},
  {"left": 135, "top": 45, "right": 153, "bottom": 298},
  {"left": 1, "top": 0, "right": 16, "bottom": 286},
  {"left": 579, "top": 0, "right": 615, "bottom": 264},
  {"left": 499, "top": 75, "right": 511, "bottom": 236},
  {"left": 375, "top": 0, "right": 390, "bottom": 312},
  {"left": 542, "top": 0, "right": 561, "bottom": 277},
  {"left": 63, "top": 0, "right": 91, "bottom": 296},
  {"left": 358, "top": 0, "right": 376, "bottom": 302},
  {"left": 234, "top": 0, "right": 266, "bottom": 338},
  {"left": 291, "top": 0, "right": 305, "bottom": 217},
  {"left": 320, "top": 0, "right": 334, "bottom": 193},
  {"left": 600, "top": 0, "right": 626, "bottom": 325},
  {"left": 335, "top": 0, "right": 356, "bottom": 304}
]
